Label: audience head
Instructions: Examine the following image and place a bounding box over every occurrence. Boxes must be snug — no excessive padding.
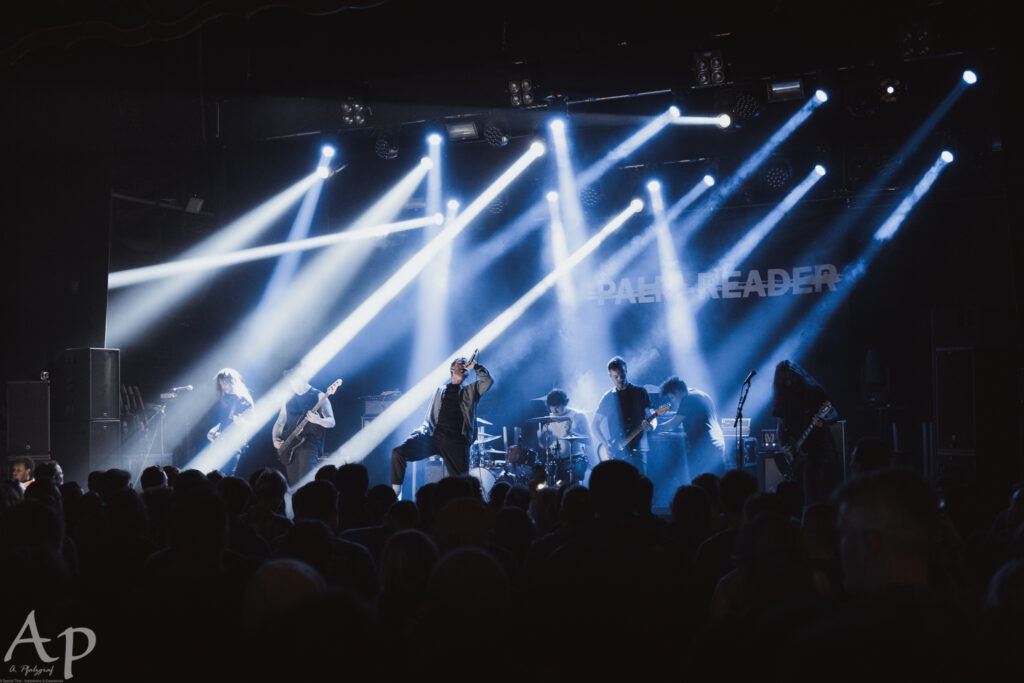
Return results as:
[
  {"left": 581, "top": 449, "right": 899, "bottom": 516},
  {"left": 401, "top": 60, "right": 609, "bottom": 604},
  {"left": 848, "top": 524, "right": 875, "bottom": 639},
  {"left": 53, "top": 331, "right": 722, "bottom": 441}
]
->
[
  {"left": 379, "top": 528, "right": 440, "bottom": 595},
  {"left": 588, "top": 459, "right": 641, "bottom": 521},
  {"left": 314, "top": 463, "right": 338, "bottom": 483},
  {"left": 719, "top": 468, "right": 759, "bottom": 520},
  {"left": 10, "top": 457, "right": 34, "bottom": 485},
  {"left": 161, "top": 465, "right": 181, "bottom": 487},
  {"left": 291, "top": 479, "right": 339, "bottom": 526},
  {"left": 33, "top": 460, "right": 63, "bottom": 486},
  {"left": 365, "top": 483, "right": 398, "bottom": 524},
  {"left": 140, "top": 465, "right": 169, "bottom": 491},
  {"left": 831, "top": 468, "right": 939, "bottom": 595},
  {"left": 773, "top": 479, "right": 806, "bottom": 519}
]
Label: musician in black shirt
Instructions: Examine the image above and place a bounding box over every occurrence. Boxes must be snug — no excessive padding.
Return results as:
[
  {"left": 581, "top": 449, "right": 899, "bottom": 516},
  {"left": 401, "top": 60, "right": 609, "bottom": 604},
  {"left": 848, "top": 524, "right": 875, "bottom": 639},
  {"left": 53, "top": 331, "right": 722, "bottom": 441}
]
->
[{"left": 390, "top": 355, "right": 494, "bottom": 496}]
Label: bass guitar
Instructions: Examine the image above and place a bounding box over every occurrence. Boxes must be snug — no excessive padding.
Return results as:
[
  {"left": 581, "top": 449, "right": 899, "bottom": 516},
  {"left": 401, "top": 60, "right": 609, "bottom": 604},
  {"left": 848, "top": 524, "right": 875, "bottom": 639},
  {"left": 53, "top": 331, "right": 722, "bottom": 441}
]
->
[
  {"left": 277, "top": 379, "right": 342, "bottom": 465},
  {"left": 777, "top": 400, "right": 835, "bottom": 479},
  {"left": 598, "top": 403, "right": 671, "bottom": 461}
]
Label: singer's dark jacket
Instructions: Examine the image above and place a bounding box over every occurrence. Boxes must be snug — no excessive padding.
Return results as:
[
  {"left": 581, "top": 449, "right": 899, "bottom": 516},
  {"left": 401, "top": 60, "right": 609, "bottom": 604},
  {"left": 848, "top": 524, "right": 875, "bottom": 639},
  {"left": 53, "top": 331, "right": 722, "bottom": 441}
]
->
[{"left": 416, "top": 364, "right": 493, "bottom": 444}]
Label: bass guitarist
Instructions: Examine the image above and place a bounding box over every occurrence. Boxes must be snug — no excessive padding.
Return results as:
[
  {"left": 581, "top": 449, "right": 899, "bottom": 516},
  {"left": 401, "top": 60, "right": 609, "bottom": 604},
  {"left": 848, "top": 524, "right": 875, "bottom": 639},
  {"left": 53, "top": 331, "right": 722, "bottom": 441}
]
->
[
  {"left": 272, "top": 365, "right": 337, "bottom": 487},
  {"left": 592, "top": 355, "right": 659, "bottom": 476}
]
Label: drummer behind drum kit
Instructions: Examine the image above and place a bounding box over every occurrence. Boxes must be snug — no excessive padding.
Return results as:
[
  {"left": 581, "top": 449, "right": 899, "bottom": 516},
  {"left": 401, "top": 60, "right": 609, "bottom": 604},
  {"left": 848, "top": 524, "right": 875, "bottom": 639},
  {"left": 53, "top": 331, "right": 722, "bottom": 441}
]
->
[
  {"left": 466, "top": 413, "right": 589, "bottom": 493},
  {"left": 468, "top": 416, "right": 590, "bottom": 495}
]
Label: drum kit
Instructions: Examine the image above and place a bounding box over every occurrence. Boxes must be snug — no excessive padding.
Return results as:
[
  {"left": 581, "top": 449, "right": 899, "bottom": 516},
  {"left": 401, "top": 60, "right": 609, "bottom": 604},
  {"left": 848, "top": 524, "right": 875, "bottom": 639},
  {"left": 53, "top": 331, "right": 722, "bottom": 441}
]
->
[
  {"left": 467, "top": 415, "right": 590, "bottom": 494},
  {"left": 529, "top": 414, "right": 590, "bottom": 488}
]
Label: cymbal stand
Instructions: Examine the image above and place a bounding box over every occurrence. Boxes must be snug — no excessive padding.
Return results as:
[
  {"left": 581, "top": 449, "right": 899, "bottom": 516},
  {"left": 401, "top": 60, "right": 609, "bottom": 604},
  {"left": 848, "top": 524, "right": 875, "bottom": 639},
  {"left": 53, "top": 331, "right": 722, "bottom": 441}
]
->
[{"left": 544, "top": 445, "right": 559, "bottom": 487}]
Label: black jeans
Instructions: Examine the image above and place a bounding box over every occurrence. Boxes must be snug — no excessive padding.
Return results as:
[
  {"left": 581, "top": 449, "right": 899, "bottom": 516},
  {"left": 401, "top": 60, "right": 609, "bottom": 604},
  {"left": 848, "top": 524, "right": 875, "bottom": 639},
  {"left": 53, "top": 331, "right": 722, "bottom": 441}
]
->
[{"left": 391, "top": 431, "right": 470, "bottom": 486}]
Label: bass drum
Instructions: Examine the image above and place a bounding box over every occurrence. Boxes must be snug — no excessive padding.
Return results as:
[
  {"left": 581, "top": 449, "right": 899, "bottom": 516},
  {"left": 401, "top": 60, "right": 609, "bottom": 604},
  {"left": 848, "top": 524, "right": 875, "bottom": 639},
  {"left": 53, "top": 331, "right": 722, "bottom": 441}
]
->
[{"left": 468, "top": 467, "right": 496, "bottom": 497}]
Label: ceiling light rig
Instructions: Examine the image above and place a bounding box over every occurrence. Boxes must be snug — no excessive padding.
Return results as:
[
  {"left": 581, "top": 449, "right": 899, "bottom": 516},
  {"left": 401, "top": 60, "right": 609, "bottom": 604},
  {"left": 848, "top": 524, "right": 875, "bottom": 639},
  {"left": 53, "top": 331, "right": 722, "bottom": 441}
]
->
[
  {"left": 340, "top": 97, "right": 369, "bottom": 128},
  {"left": 374, "top": 129, "right": 400, "bottom": 160},
  {"left": 693, "top": 50, "right": 727, "bottom": 88},
  {"left": 508, "top": 77, "right": 536, "bottom": 107},
  {"left": 482, "top": 118, "right": 511, "bottom": 148},
  {"left": 879, "top": 77, "right": 905, "bottom": 104}
]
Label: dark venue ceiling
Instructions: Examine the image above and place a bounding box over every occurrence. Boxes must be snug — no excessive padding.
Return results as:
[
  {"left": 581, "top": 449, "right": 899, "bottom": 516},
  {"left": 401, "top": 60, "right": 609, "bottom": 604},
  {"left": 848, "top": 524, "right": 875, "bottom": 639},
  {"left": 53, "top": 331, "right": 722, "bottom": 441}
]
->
[{"left": 2, "top": 0, "right": 1021, "bottom": 493}]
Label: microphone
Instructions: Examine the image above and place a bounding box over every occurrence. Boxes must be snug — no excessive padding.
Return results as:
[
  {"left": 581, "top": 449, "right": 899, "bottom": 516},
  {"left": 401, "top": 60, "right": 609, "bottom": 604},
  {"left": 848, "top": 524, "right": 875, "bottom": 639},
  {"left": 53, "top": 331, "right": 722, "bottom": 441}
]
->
[
  {"left": 172, "top": 385, "right": 193, "bottom": 392},
  {"left": 742, "top": 370, "right": 756, "bottom": 385},
  {"left": 466, "top": 348, "right": 478, "bottom": 366}
]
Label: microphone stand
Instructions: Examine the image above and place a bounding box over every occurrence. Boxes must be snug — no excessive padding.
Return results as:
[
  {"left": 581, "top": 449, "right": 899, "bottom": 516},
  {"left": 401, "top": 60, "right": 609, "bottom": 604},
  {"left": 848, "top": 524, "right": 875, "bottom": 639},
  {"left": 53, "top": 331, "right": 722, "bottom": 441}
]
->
[{"left": 734, "top": 378, "right": 753, "bottom": 470}]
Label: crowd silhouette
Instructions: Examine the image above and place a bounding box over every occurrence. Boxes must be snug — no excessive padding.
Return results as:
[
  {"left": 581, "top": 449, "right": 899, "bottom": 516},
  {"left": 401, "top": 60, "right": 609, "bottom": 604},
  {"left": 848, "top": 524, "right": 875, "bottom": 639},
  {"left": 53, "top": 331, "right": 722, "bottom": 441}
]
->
[{"left": 2, "top": 441, "right": 1023, "bottom": 682}]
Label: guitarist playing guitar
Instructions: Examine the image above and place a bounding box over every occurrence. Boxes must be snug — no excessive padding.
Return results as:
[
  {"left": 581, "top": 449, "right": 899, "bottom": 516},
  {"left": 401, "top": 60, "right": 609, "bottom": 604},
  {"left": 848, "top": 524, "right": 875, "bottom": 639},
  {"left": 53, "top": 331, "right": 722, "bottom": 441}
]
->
[
  {"left": 771, "top": 359, "right": 841, "bottom": 505},
  {"left": 273, "top": 366, "right": 340, "bottom": 487},
  {"left": 592, "top": 355, "right": 663, "bottom": 476}
]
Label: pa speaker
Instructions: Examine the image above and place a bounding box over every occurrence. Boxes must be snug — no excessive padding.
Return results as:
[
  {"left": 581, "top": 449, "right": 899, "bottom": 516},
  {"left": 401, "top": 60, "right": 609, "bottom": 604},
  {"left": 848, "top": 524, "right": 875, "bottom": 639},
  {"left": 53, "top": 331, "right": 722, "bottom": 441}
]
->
[
  {"left": 54, "top": 419, "right": 122, "bottom": 487},
  {"left": 6, "top": 381, "right": 50, "bottom": 455},
  {"left": 54, "top": 348, "right": 120, "bottom": 422}
]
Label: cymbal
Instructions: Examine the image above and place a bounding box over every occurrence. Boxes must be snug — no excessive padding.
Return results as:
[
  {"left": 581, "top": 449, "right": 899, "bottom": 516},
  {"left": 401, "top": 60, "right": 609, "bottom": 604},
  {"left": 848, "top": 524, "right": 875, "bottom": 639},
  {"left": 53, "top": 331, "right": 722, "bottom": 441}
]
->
[
  {"left": 476, "top": 433, "right": 501, "bottom": 444},
  {"left": 477, "top": 417, "right": 493, "bottom": 425},
  {"left": 483, "top": 448, "right": 507, "bottom": 455},
  {"left": 563, "top": 434, "right": 589, "bottom": 440},
  {"left": 526, "top": 415, "right": 571, "bottom": 423}
]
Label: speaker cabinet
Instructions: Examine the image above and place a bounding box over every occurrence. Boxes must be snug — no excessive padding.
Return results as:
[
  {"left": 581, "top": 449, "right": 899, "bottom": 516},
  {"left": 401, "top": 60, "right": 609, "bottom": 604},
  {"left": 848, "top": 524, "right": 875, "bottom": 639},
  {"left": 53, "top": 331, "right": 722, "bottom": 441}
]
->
[
  {"left": 758, "top": 451, "right": 789, "bottom": 491},
  {"left": 422, "top": 457, "right": 446, "bottom": 484},
  {"left": 54, "top": 419, "right": 122, "bottom": 486},
  {"left": 6, "top": 381, "right": 50, "bottom": 455},
  {"left": 54, "top": 347, "right": 120, "bottom": 422}
]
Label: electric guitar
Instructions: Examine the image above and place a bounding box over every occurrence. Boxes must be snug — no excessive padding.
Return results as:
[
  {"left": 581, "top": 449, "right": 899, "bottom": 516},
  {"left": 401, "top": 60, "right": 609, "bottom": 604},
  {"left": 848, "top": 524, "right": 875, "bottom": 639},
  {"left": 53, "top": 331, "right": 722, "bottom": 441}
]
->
[
  {"left": 777, "top": 400, "right": 835, "bottom": 478},
  {"left": 277, "top": 379, "right": 342, "bottom": 465},
  {"left": 598, "top": 403, "right": 671, "bottom": 461}
]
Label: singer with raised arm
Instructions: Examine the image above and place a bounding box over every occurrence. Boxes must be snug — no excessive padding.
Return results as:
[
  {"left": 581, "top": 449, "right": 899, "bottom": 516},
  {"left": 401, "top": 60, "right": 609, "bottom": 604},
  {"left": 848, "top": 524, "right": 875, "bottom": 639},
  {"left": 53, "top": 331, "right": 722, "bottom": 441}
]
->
[
  {"left": 592, "top": 355, "right": 665, "bottom": 476},
  {"left": 206, "top": 368, "right": 255, "bottom": 476},
  {"left": 390, "top": 350, "right": 493, "bottom": 497},
  {"left": 272, "top": 365, "right": 338, "bottom": 487},
  {"left": 657, "top": 375, "right": 727, "bottom": 478}
]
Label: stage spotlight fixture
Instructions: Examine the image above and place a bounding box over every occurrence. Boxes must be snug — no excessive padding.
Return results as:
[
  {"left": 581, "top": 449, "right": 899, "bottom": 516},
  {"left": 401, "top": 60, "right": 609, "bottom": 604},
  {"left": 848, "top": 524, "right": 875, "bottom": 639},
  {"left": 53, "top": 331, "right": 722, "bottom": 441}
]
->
[
  {"left": 508, "top": 77, "right": 535, "bottom": 107},
  {"left": 374, "top": 129, "right": 400, "bottom": 160},
  {"left": 694, "top": 50, "right": 726, "bottom": 87},
  {"left": 731, "top": 90, "right": 762, "bottom": 121},
  {"left": 340, "top": 98, "right": 368, "bottom": 127},
  {"left": 483, "top": 118, "right": 511, "bottom": 148},
  {"left": 766, "top": 78, "right": 804, "bottom": 103},
  {"left": 962, "top": 70, "right": 978, "bottom": 85},
  {"left": 580, "top": 180, "right": 605, "bottom": 209},
  {"left": 899, "top": 21, "right": 932, "bottom": 59},
  {"left": 445, "top": 120, "right": 480, "bottom": 142},
  {"left": 879, "top": 78, "right": 904, "bottom": 104},
  {"left": 761, "top": 156, "right": 792, "bottom": 191}
]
